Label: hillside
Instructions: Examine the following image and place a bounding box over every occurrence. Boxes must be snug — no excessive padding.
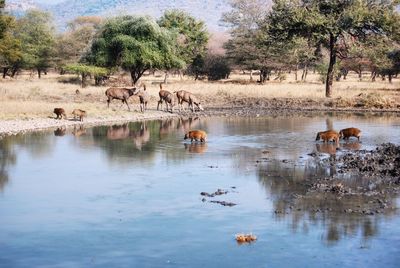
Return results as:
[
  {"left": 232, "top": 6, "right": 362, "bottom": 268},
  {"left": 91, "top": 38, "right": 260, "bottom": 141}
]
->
[{"left": 5, "top": 0, "right": 231, "bottom": 31}]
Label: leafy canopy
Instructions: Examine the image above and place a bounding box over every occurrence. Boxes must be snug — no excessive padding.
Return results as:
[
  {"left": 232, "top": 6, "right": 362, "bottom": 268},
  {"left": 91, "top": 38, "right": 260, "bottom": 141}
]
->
[
  {"left": 267, "top": 0, "right": 400, "bottom": 96},
  {"left": 14, "top": 9, "right": 56, "bottom": 76},
  {"left": 158, "top": 9, "right": 209, "bottom": 64},
  {"left": 84, "top": 15, "right": 184, "bottom": 84}
]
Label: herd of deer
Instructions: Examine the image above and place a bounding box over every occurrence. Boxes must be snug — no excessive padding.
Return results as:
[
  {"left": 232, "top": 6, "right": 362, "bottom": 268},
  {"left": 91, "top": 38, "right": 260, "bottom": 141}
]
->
[
  {"left": 105, "top": 83, "right": 204, "bottom": 113},
  {"left": 53, "top": 83, "right": 363, "bottom": 150},
  {"left": 53, "top": 83, "right": 203, "bottom": 123}
]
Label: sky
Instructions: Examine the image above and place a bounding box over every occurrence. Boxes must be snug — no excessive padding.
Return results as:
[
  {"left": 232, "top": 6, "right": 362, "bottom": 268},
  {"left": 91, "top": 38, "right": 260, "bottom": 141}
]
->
[{"left": 34, "top": 0, "right": 65, "bottom": 4}]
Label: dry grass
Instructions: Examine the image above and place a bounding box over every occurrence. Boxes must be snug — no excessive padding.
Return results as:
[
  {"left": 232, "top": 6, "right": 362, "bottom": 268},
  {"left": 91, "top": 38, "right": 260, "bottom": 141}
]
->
[{"left": 0, "top": 71, "right": 399, "bottom": 120}]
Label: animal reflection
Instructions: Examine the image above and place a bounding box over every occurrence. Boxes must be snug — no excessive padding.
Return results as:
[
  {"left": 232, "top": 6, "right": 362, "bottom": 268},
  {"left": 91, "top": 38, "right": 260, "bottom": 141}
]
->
[
  {"left": 316, "top": 143, "right": 338, "bottom": 155},
  {"left": 131, "top": 123, "right": 150, "bottom": 150},
  {"left": 106, "top": 123, "right": 149, "bottom": 150},
  {"left": 159, "top": 119, "right": 175, "bottom": 138},
  {"left": 341, "top": 142, "right": 361, "bottom": 151},
  {"left": 177, "top": 117, "right": 200, "bottom": 132},
  {"left": 72, "top": 126, "right": 86, "bottom": 137},
  {"left": 107, "top": 124, "right": 130, "bottom": 140},
  {"left": 184, "top": 143, "right": 208, "bottom": 154},
  {"left": 54, "top": 127, "right": 66, "bottom": 136}
]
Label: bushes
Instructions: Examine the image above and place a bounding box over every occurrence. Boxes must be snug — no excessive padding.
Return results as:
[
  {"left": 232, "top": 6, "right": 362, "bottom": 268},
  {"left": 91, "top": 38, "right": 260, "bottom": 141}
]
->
[
  {"left": 63, "top": 64, "right": 109, "bottom": 87},
  {"left": 187, "top": 54, "right": 231, "bottom": 81}
]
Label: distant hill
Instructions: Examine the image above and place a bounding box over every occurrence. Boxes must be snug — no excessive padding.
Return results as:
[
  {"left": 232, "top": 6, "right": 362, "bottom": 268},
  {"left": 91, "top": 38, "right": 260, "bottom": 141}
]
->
[{"left": 5, "top": 0, "right": 232, "bottom": 32}]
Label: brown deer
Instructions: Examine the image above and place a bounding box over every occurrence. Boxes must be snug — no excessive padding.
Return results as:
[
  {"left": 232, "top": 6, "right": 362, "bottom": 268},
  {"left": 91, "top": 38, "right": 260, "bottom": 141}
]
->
[
  {"left": 105, "top": 87, "right": 137, "bottom": 111},
  {"left": 157, "top": 84, "right": 175, "bottom": 113},
  {"left": 175, "top": 90, "right": 204, "bottom": 112},
  {"left": 135, "top": 84, "right": 150, "bottom": 113}
]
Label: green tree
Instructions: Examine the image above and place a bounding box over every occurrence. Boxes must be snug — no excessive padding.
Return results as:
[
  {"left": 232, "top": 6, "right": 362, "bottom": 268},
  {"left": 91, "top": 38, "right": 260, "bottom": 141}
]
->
[
  {"left": 0, "top": 28, "right": 23, "bottom": 78},
  {"left": 15, "top": 9, "right": 56, "bottom": 78},
  {"left": 0, "top": 2, "right": 23, "bottom": 78},
  {"left": 84, "top": 15, "right": 184, "bottom": 84},
  {"left": 0, "top": 0, "right": 6, "bottom": 38},
  {"left": 158, "top": 10, "right": 209, "bottom": 67},
  {"left": 267, "top": 0, "right": 400, "bottom": 97},
  {"left": 64, "top": 64, "right": 109, "bottom": 87}
]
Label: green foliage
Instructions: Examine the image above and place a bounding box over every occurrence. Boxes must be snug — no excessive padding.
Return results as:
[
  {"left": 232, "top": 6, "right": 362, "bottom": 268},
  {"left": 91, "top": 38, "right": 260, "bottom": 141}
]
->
[
  {"left": 64, "top": 63, "right": 109, "bottom": 87},
  {"left": 158, "top": 9, "right": 209, "bottom": 65},
  {"left": 186, "top": 54, "right": 206, "bottom": 80},
  {"left": 0, "top": 30, "right": 23, "bottom": 70},
  {"left": 14, "top": 10, "right": 56, "bottom": 78},
  {"left": 267, "top": 0, "right": 400, "bottom": 97},
  {"left": 84, "top": 15, "right": 184, "bottom": 84},
  {"left": 186, "top": 53, "right": 231, "bottom": 80},
  {"left": 205, "top": 54, "right": 231, "bottom": 81},
  {"left": 222, "top": 0, "right": 319, "bottom": 83},
  {"left": 0, "top": 0, "right": 11, "bottom": 39}
]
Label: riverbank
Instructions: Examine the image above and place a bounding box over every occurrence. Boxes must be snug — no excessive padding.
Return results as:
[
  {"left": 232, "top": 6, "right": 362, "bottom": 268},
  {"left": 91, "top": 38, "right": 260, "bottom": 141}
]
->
[
  {"left": 1, "top": 100, "right": 400, "bottom": 138},
  {"left": 1, "top": 72, "right": 399, "bottom": 136}
]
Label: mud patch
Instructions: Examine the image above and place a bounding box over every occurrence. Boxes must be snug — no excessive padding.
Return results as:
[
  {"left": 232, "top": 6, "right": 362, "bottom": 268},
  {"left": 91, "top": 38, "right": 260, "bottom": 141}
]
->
[{"left": 300, "top": 143, "right": 400, "bottom": 214}]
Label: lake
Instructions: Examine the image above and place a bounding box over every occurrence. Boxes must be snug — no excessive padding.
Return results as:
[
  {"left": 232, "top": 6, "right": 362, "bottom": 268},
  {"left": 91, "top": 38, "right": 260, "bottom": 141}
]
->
[{"left": 1, "top": 114, "right": 400, "bottom": 267}]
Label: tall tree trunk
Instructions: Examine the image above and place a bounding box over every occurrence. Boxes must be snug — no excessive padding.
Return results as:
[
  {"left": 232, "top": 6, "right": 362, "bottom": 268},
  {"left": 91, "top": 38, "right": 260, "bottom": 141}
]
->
[
  {"left": 130, "top": 69, "right": 146, "bottom": 85},
  {"left": 325, "top": 34, "right": 337, "bottom": 98},
  {"left": 250, "top": 70, "right": 253, "bottom": 81},
  {"left": 371, "top": 70, "right": 376, "bottom": 82},
  {"left": 389, "top": 74, "right": 393, "bottom": 83},
  {"left": 294, "top": 65, "right": 298, "bottom": 81},
  {"left": 163, "top": 71, "right": 169, "bottom": 84},
  {"left": 37, "top": 69, "right": 41, "bottom": 79},
  {"left": 301, "top": 65, "right": 308, "bottom": 81}
]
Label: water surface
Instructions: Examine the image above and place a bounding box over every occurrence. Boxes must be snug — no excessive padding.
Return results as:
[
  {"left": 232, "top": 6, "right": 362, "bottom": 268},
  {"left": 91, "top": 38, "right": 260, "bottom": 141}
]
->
[{"left": 0, "top": 114, "right": 400, "bottom": 267}]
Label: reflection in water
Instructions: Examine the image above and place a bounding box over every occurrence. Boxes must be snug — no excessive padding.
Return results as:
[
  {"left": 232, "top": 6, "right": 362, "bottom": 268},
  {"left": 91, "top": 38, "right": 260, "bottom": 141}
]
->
[
  {"left": 316, "top": 143, "right": 338, "bottom": 155},
  {"left": 107, "top": 124, "right": 130, "bottom": 140},
  {"left": 54, "top": 127, "right": 66, "bottom": 136},
  {"left": 341, "top": 141, "right": 362, "bottom": 151},
  {"left": 131, "top": 123, "right": 150, "bottom": 150},
  {"left": 159, "top": 118, "right": 175, "bottom": 139},
  {"left": 0, "top": 139, "right": 16, "bottom": 191},
  {"left": 184, "top": 142, "right": 208, "bottom": 154},
  {"left": 72, "top": 125, "right": 86, "bottom": 137},
  {"left": 1, "top": 115, "right": 400, "bottom": 266},
  {"left": 105, "top": 123, "right": 150, "bottom": 150},
  {"left": 177, "top": 117, "right": 200, "bottom": 132}
]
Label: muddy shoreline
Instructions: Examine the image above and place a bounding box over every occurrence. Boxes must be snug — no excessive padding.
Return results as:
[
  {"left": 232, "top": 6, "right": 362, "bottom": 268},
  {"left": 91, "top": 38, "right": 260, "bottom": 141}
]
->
[{"left": 270, "top": 143, "right": 400, "bottom": 216}]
